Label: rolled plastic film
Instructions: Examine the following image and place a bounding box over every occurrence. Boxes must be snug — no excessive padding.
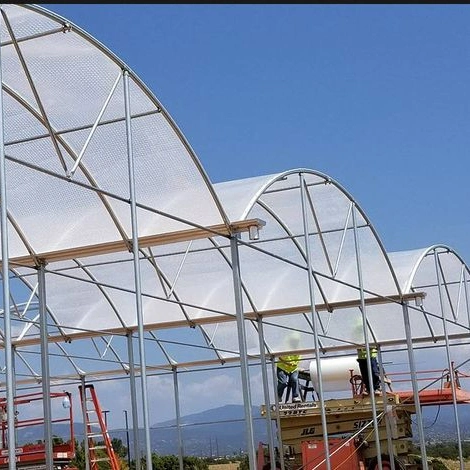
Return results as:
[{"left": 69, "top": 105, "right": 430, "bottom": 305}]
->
[{"left": 309, "top": 356, "right": 360, "bottom": 392}]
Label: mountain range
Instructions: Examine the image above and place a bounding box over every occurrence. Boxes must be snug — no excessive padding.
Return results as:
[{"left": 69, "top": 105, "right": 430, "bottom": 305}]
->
[
  {"left": 108, "top": 404, "right": 269, "bottom": 457},
  {"left": 16, "top": 402, "right": 470, "bottom": 458},
  {"left": 108, "top": 402, "right": 470, "bottom": 457}
]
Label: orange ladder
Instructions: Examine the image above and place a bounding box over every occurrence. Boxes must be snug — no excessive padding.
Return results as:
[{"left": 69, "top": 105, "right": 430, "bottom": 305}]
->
[{"left": 79, "top": 384, "right": 121, "bottom": 470}]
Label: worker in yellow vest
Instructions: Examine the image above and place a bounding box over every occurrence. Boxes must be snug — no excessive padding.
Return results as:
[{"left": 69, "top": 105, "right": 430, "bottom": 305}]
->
[
  {"left": 356, "top": 346, "right": 380, "bottom": 396},
  {"left": 277, "top": 354, "right": 302, "bottom": 403},
  {"left": 277, "top": 332, "right": 302, "bottom": 403}
]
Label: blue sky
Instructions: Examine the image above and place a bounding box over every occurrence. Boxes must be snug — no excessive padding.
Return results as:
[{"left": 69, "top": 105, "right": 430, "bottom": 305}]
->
[{"left": 37, "top": 4, "right": 470, "bottom": 427}]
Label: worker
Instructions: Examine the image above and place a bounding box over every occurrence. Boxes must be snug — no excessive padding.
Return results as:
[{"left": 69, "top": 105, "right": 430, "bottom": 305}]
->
[
  {"left": 277, "top": 332, "right": 302, "bottom": 403},
  {"left": 356, "top": 346, "right": 381, "bottom": 396}
]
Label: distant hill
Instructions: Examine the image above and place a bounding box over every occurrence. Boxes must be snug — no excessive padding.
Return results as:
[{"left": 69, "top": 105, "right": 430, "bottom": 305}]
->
[
  {"left": 419, "top": 403, "right": 470, "bottom": 442},
  {"left": 107, "top": 402, "right": 470, "bottom": 457},
  {"left": 14, "top": 402, "right": 470, "bottom": 458},
  {"left": 110, "top": 404, "right": 270, "bottom": 457},
  {"left": 17, "top": 422, "right": 88, "bottom": 445}
]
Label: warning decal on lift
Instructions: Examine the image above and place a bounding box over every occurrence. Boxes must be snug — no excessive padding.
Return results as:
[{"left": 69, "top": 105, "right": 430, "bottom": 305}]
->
[{"left": 271, "top": 402, "right": 318, "bottom": 416}]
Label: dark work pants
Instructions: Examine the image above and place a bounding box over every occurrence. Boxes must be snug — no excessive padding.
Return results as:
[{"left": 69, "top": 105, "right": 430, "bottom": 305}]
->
[
  {"left": 277, "top": 367, "right": 300, "bottom": 401},
  {"left": 357, "top": 357, "right": 380, "bottom": 393}
]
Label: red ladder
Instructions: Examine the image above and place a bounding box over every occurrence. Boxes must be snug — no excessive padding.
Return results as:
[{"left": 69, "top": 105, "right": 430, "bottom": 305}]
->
[{"left": 79, "top": 384, "right": 121, "bottom": 470}]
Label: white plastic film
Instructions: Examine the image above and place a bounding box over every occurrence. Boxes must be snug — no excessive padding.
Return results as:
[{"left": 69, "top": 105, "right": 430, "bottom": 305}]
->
[{"left": 309, "top": 356, "right": 360, "bottom": 392}]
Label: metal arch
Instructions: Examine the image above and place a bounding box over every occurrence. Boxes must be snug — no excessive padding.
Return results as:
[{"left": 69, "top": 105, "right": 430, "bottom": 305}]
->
[
  {"left": 3, "top": 211, "right": 38, "bottom": 265},
  {"left": 143, "top": 246, "right": 203, "bottom": 329},
  {"left": 147, "top": 331, "right": 177, "bottom": 366},
  {"left": 3, "top": 154, "right": 264, "bottom": 268},
  {"left": 143, "top": 243, "right": 231, "bottom": 364},
  {"left": 11, "top": 348, "right": 41, "bottom": 380},
  {"left": 432, "top": 246, "right": 465, "bottom": 467},
  {"left": 254, "top": 197, "right": 331, "bottom": 308},
  {"left": 72, "top": 259, "right": 128, "bottom": 329},
  {"left": 2, "top": 90, "right": 134, "bottom": 254},
  {"left": 22, "top": 3, "right": 233, "bottom": 231},
  {"left": 1, "top": 10, "right": 68, "bottom": 173},
  {"left": 408, "top": 287, "right": 437, "bottom": 341},
  {"left": 13, "top": 325, "right": 131, "bottom": 379},
  {"left": 0, "top": 23, "right": 235, "bottom": 270},
  {"left": 402, "top": 244, "right": 465, "bottom": 293},
  {"left": 404, "top": 244, "right": 470, "bottom": 332},
  {"left": 3, "top": 269, "right": 77, "bottom": 342},
  {"left": 234, "top": 168, "right": 403, "bottom": 302},
  {"left": 435, "top": 252, "right": 459, "bottom": 322}
]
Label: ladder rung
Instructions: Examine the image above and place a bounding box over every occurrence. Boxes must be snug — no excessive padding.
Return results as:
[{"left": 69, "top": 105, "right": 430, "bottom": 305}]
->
[
  {"left": 80, "top": 385, "right": 116, "bottom": 469},
  {"left": 90, "top": 445, "right": 107, "bottom": 449}
]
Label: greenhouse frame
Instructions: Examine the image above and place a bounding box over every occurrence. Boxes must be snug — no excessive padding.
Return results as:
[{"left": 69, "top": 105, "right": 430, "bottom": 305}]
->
[{"left": 0, "top": 4, "right": 469, "bottom": 470}]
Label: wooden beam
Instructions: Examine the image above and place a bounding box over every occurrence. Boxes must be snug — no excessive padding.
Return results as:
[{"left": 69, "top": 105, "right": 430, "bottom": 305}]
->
[
  {"left": 7, "top": 218, "right": 265, "bottom": 267},
  {"left": 9, "top": 291, "right": 426, "bottom": 348}
]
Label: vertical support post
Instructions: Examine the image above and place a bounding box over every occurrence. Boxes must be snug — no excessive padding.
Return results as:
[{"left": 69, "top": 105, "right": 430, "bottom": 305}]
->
[
  {"left": 299, "top": 174, "right": 331, "bottom": 470},
  {"left": 230, "top": 234, "right": 256, "bottom": 470},
  {"left": 402, "top": 302, "right": 428, "bottom": 469},
  {"left": 257, "top": 318, "right": 277, "bottom": 469},
  {"left": 123, "top": 70, "right": 153, "bottom": 469},
  {"left": 0, "top": 18, "right": 16, "bottom": 468},
  {"left": 433, "top": 249, "right": 464, "bottom": 469},
  {"left": 37, "top": 263, "right": 53, "bottom": 469},
  {"left": 10, "top": 348, "right": 16, "bottom": 446},
  {"left": 126, "top": 332, "right": 141, "bottom": 470},
  {"left": 124, "top": 410, "right": 131, "bottom": 470},
  {"left": 376, "top": 347, "right": 396, "bottom": 470},
  {"left": 464, "top": 269, "right": 470, "bottom": 333},
  {"left": 172, "top": 367, "right": 184, "bottom": 470},
  {"left": 351, "top": 203, "right": 383, "bottom": 466},
  {"left": 102, "top": 410, "right": 109, "bottom": 428},
  {"left": 80, "top": 376, "right": 91, "bottom": 470},
  {"left": 271, "top": 360, "right": 285, "bottom": 470}
]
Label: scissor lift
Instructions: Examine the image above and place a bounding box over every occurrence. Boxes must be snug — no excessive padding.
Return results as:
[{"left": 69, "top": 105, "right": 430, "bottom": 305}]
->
[
  {"left": 0, "top": 390, "right": 77, "bottom": 470},
  {"left": 260, "top": 362, "right": 470, "bottom": 470},
  {"left": 0, "top": 384, "right": 121, "bottom": 470}
]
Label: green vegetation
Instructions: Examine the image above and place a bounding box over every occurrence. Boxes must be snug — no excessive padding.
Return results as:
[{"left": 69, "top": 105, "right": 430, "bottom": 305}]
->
[
  {"left": 70, "top": 439, "right": 243, "bottom": 469},
  {"left": 411, "top": 441, "right": 470, "bottom": 459},
  {"left": 68, "top": 439, "right": 470, "bottom": 469},
  {"left": 428, "top": 441, "right": 470, "bottom": 459}
]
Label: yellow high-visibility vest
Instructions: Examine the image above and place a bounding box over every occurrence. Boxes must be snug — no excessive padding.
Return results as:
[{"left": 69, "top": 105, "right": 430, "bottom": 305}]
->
[
  {"left": 277, "top": 354, "right": 301, "bottom": 373},
  {"left": 357, "top": 347, "right": 377, "bottom": 359}
]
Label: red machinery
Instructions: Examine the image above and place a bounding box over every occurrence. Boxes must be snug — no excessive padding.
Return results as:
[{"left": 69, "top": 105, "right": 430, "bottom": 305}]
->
[
  {"left": 260, "top": 362, "right": 470, "bottom": 470},
  {"left": 0, "top": 384, "right": 120, "bottom": 470},
  {"left": 0, "top": 390, "right": 77, "bottom": 469}
]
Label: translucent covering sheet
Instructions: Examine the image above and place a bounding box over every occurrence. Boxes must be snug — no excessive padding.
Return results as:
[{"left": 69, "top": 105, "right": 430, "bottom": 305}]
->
[
  {"left": 1, "top": 6, "right": 469, "bottom": 385},
  {"left": 0, "top": 4, "right": 226, "bottom": 261}
]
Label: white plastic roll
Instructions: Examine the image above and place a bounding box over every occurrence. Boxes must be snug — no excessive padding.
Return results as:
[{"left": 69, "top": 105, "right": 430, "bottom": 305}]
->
[{"left": 309, "top": 356, "right": 360, "bottom": 392}]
